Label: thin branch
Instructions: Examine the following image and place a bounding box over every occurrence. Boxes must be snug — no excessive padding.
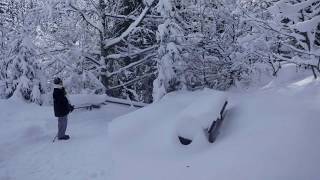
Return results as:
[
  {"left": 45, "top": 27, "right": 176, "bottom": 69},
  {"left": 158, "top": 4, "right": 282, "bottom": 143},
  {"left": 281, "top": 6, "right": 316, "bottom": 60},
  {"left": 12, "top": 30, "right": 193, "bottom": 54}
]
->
[
  {"left": 37, "top": 46, "right": 79, "bottom": 72},
  {"left": 282, "top": 43, "right": 320, "bottom": 57},
  {"left": 104, "top": 3, "right": 154, "bottom": 49},
  {"left": 104, "top": 13, "right": 163, "bottom": 21},
  {"left": 69, "top": 0, "right": 103, "bottom": 33},
  {"left": 106, "top": 45, "right": 158, "bottom": 59},
  {"left": 84, "top": 55, "right": 101, "bottom": 66},
  {"left": 36, "top": 48, "right": 69, "bottom": 57},
  {"left": 108, "top": 53, "right": 156, "bottom": 76},
  {"left": 88, "top": 0, "right": 99, "bottom": 12},
  {"left": 107, "top": 72, "right": 156, "bottom": 90}
]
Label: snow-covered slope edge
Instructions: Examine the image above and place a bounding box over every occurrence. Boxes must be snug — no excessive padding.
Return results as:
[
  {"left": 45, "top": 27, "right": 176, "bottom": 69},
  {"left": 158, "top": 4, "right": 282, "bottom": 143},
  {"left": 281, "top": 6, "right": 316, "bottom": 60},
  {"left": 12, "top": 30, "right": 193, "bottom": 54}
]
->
[{"left": 107, "top": 85, "right": 320, "bottom": 180}]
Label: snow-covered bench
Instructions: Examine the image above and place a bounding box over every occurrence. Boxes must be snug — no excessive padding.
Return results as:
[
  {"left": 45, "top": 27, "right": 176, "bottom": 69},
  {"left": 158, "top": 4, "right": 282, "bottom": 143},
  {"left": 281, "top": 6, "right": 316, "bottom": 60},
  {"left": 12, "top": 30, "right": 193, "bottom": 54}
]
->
[{"left": 176, "top": 92, "right": 228, "bottom": 145}]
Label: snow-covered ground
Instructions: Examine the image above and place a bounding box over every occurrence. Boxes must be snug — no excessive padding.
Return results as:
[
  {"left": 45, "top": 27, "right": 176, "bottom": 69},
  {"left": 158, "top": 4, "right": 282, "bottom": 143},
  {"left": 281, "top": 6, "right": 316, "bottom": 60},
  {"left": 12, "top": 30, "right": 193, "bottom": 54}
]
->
[
  {"left": 0, "top": 96, "right": 136, "bottom": 180},
  {"left": 1, "top": 75, "right": 320, "bottom": 180}
]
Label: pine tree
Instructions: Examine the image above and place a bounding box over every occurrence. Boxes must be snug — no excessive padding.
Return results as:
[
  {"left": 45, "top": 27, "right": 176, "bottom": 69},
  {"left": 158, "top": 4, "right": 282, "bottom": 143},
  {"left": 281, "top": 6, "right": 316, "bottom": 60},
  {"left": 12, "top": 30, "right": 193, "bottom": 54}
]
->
[
  {"left": 152, "top": 0, "right": 187, "bottom": 101},
  {"left": 1, "top": 0, "right": 47, "bottom": 104},
  {"left": 4, "top": 32, "right": 46, "bottom": 104}
]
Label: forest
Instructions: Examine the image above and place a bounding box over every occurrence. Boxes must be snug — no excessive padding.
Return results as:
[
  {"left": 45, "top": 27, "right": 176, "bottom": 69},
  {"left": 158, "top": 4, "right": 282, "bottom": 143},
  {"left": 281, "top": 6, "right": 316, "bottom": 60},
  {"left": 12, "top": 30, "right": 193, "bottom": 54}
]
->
[{"left": 0, "top": 0, "right": 319, "bottom": 104}]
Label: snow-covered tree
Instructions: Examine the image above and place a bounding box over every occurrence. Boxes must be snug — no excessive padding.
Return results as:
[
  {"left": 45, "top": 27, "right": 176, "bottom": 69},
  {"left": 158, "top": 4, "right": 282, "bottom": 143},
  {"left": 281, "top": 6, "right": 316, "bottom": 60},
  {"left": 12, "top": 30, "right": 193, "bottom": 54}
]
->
[
  {"left": 0, "top": 0, "right": 47, "bottom": 104},
  {"left": 102, "top": 0, "right": 158, "bottom": 102},
  {"left": 2, "top": 0, "right": 318, "bottom": 104},
  {"left": 233, "top": 0, "right": 281, "bottom": 83},
  {"left": 268, "top": 0, "right": 320, "bottom": 78},
  {"left": 153, "top": 0, "right": 261, "bottom": 98},
  {"left": 40, "top": 0, "right": 159, "bottom": 102},
  {"left": 152, "top": 0, "right": 186, "bottom": 101}
]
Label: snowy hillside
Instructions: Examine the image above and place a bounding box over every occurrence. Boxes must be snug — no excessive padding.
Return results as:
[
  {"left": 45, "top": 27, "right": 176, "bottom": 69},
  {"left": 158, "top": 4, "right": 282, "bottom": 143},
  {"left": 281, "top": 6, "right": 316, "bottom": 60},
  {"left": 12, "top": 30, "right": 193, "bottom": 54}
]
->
[{"left": 1, "top": 75, "right": 320, "bottom": 180}]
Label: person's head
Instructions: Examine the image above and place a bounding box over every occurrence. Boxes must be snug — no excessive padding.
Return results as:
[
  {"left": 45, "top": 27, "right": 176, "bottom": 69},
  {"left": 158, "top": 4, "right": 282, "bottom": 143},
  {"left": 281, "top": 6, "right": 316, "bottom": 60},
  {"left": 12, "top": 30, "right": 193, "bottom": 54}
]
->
[{"left": 53, "top": 77, "right": 63, "bottom": 86}]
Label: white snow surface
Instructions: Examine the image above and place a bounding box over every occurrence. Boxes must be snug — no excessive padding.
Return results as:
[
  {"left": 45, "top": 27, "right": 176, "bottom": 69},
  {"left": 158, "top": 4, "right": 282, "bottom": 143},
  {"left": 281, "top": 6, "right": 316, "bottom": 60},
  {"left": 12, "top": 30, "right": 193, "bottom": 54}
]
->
[
  {"left": 1, "top": 78, "right": 320, "bottom": 180},
  {"left": 0, "top": 96, "right": 136, "bottom": 180}
]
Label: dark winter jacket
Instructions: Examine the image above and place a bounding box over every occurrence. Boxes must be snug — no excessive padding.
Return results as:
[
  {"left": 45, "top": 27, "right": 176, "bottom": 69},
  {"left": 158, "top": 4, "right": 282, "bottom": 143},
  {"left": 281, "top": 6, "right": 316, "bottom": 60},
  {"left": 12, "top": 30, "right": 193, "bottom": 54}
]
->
[{"left": 53, "top": 87, "right": 72, "bottom": 117}]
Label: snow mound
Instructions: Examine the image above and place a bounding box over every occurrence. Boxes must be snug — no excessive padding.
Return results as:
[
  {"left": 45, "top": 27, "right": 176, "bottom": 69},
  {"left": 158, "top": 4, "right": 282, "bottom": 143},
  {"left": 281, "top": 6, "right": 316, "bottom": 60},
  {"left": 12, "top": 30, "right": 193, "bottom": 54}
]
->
[
  {"left": 108, "top": 89, "right": 227, "bottom": 152},
  {"left": 262, "top": 64, "right": 313, "bottom": 90},
  {"left": 175, "top": 91, "right": 227, "bottom": 140},
  {"left": 107, "top": 87, "right": 320, "bottom": 180}
]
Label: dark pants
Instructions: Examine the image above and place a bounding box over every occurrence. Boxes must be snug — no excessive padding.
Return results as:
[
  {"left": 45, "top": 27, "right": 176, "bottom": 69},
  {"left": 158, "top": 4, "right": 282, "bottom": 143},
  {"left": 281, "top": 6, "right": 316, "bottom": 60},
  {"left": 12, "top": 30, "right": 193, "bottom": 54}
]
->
[{"left": 57, "top": 116, "right": 68, "bottom": 138}]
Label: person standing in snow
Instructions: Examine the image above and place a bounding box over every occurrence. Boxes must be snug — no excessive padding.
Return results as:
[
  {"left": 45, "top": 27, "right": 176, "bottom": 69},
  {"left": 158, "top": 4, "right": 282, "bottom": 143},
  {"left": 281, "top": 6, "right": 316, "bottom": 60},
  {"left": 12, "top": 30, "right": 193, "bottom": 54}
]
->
[{"left": 53, "top": 78, "right": 74, "bottom": 140}]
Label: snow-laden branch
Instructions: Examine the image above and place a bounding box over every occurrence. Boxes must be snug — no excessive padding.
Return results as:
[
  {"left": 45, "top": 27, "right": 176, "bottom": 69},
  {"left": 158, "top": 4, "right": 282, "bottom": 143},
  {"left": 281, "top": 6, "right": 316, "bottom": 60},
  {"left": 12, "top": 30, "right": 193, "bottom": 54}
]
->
[
  {"left": 108, "top": 53, "right": 156, "bottom": 77},
  {"left": 107, "top": 72, "right": 156, "bottom": 90},
  {"left": 272, "top": 53, "right": 319, "bottom": 68},
  {"left": 84, "top": 55, "right": 101, "bottom": 66},
  {"left": 104, "top": 2, "right": 154, "bottom": 49},
  {"left": 88, "top": 0, "right": 99, "bottom": 12},
  {"left": 36, "top": 48, "right": 69, "bottom": 57},
  {"left": 104, "top": 13, "right": 163, "bottom": 21},
  {"left": 291, "top": 15, "right": 320, "bottom": 33},
  {"left": 69, "top": 0, "right": 103, "bottom": 33},
  {"left": 106, "top": 45, "right": 158, "bottom": 59},
  {"left": 282, "top": 43, "right": 320, "bottom": 57},
  {"left": 37, "top": 46, "right": 79, "bottom": 73}
]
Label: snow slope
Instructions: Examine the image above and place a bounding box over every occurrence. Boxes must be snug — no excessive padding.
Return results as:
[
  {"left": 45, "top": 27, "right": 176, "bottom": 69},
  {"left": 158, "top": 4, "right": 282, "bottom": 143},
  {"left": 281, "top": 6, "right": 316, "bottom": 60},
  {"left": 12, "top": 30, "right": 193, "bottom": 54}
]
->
[{"left": 1, "top": 77, "right": 320, "bottom": 180}]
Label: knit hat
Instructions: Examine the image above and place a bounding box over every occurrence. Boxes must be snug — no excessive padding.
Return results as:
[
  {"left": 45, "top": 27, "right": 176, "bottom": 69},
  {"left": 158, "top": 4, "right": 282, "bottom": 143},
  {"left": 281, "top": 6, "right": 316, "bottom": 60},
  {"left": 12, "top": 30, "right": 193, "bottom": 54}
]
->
[{"left": 53, "top": 77, "right": 62, "bottom": 85}]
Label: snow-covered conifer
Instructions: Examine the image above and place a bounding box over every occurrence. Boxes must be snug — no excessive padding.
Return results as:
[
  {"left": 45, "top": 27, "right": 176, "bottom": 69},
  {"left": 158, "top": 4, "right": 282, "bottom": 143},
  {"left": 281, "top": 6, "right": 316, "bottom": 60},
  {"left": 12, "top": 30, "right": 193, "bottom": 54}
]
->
[{"left": 153, "top": 16, "right": 186, "bottom": 101}]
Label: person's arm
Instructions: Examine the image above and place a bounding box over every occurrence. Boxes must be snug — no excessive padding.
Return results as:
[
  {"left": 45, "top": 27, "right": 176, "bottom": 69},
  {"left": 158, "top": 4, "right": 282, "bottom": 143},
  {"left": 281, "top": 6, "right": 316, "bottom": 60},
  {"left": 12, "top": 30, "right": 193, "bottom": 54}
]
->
[{"left": 62, "top": 88, "right": 74, "bottom": 112}]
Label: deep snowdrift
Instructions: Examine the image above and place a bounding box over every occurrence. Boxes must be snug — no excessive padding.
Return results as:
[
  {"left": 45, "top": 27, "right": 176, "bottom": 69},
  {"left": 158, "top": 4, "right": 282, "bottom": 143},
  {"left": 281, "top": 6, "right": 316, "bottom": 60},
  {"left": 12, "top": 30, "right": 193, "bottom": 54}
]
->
[{"left": 108, "top": 81, "right": 320, "bottom": 180}]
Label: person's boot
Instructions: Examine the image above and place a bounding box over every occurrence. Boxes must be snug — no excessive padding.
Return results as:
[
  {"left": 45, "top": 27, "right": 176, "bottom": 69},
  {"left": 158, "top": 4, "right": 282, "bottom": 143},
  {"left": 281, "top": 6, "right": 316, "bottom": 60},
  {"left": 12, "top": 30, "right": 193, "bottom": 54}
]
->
[{"left": 58, "top": 135, "right": 70, "bottom": 140}]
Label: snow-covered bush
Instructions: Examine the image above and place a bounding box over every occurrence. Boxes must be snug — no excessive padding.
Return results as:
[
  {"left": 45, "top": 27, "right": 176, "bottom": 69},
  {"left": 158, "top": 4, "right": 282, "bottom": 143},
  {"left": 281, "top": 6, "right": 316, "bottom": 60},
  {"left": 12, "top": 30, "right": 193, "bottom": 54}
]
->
[
  {"left": 153, "top": 0, "right": 263, "bottom": 98},
  {"left": 268, "top": 0, "right": 320, "bottom": 78}
]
